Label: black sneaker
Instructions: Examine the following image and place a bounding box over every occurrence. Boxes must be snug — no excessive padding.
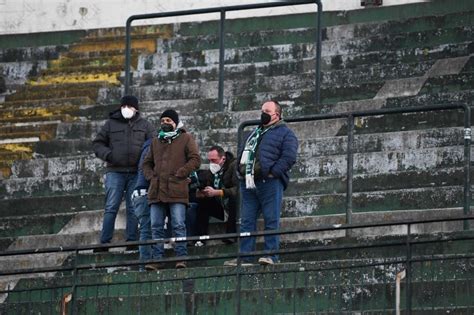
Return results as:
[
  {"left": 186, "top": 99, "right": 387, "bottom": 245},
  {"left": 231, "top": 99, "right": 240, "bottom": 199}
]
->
[
  {"left": 221, "top": 238, "right": 235, "bottom": 245},
  {"left": 93, "top": 246, "right": 109, "bottom": 253}
]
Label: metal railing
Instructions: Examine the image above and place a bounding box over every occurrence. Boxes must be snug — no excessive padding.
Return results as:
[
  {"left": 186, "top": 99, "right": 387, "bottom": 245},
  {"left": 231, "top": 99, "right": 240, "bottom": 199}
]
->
[
  {"left": 1, "top": 104, "right": 473, "bottom": 314},
  {"left": 237, "top": 103, "right": 472, "bottom": 228},
  {"left": 124, "top": 0, "right": 323, "bottom": 108},
  {"left": 1, "top": 216, "right": 473, "bottom": 314}
]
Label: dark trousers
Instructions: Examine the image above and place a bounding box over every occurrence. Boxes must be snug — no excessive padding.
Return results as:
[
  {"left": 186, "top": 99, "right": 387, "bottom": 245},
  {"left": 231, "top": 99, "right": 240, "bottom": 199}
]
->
[{"left": 196, "top": 197, "right": 236, "bottom": 236}]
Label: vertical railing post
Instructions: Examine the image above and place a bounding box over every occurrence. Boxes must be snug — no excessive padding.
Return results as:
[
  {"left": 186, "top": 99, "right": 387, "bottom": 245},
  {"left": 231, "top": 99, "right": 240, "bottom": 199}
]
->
[
  {"left": 463, "top": 105, "right": 471, "bottom": 230},
  {"left": 218, "top": 10, "right": 226, "bottom": 111},
  {"left": 69, "top": 249, "right": 79, "bottom": 315},
  {"left": 346, "top": 115, "right": 354, "bottom": 228},
  {"left": 124, "top": 18, "right": 133, "bottom": 95},
  {"left": 405, "top": 224, "right": 412, "bottom": 315},
  {"left": 314, "top": 0, "right": 323, "bottom": 105}
]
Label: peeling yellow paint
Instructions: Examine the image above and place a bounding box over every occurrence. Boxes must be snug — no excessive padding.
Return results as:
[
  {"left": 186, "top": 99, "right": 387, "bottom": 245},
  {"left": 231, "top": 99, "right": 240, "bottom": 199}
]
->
[
  {"left": 28, "top": 73, "right": 121, "bottom": 85},
  {"left": 70, "top": 38, "right": 157, "bottom": 54},
  {"left": 1, "top": 166, "right": 12, "bottom": 179},
  {"left": 1, "top": 144, "right": 33, "bottom": 153}
]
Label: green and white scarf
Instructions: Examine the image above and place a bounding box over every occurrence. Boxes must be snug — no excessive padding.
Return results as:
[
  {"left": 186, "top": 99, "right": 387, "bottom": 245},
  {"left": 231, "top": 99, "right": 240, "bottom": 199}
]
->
[{"left": 240, "top": 126, "right": 273, "bottom": 189}]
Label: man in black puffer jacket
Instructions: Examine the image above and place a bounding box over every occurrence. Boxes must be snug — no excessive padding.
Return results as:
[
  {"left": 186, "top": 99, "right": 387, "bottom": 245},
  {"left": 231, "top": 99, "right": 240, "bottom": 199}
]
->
[{"left": 93, "top": 95, "right": 155, "bottom": 251}]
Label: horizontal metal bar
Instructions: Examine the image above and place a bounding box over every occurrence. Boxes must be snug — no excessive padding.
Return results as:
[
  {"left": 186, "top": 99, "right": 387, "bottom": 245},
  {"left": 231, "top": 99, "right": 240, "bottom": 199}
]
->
[
  {"left": 1, "top": 225, "right": 472, "bottom": 277},
  {"left": 239, "top": 103, "right": 469, "bottom": 130},
  {"left": 126, "top": 1, "right": 318, "bottom": 23},
  {"left": 1, "top": 214, "right": 473, "bottom": 258}
]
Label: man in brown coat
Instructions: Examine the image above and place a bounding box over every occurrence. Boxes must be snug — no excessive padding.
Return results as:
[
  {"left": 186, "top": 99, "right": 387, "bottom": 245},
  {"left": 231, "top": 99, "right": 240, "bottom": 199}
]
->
[{"left": 142, "top": 109, "right": 200, "bottom": 269}]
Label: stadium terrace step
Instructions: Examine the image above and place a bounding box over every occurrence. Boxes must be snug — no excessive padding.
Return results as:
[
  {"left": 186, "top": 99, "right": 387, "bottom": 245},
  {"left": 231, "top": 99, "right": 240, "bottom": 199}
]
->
[
  {"left": 4, "top": 82, "right": 109, "bottom": 102},
  {"left": 135, "top": 60, "right": 435, "bottom": 97},
  {"left": 0, "top": 209, "right": 126, "bottom": 251},
  {"left": 151, "top": 26, "right": 472, "bottom": 70},
  {"left": 0, "top": 123, "right": 58, "bottom": 140},
  {"left": 32, "top": 139, "right": 95, "bottom": 157},
  {"left": 161, "top": 12, "right": 474, "bottom": 54},
  {"left": 135, "top": 41, "right": 472, "bottom": 84},
  {"left": 0, "top": 193, "right": 104, "bottom": 217},
  {"left": 0, "top": 213, "right": 74, "bottom": 238},
  {"left": 0, "top": 45, "right": 69, "bottom": 63},
  {"left": 175, "top": 1, "right": 474, "bottom": 37},
  {"left": 2, "top": 172, "right": 103, "bottom": 198},
  {"left": 420, "top": 71, "right": 474, "bottom": 94},
  {"left": 39, "top": 64, "right": 124, "bottom": 76},
  {"left": 82, "top": 24, "right": 173, "bottom": 40},
  {"left": 384, "top": 89, "right": 474, "bottom": 109},
  {"left": 28, "top": 72, "right": 122, "bottom": 86},
  {"left": 62, "top": 47, "right": 151, "bottom": 60},
  {"left": 67, "top": 37, "right": 159, "bottom": 55},
  {"left": 0, "top": 114, "right": 75, "bottom": 125},
  {"left": 124, "top": 81, "right": 384, "bottom": 108},
  {"left": 48, "top": 54, "right": 129, "bottom": 69},
  {"left": 287, "top": 167, "right": 465, "bottom": 197},
  {"left": 3, "top": 226, "right": 471, "bottom": 313},
  {"left": 0, "top": 130, "right": 55, "bottom": 143},
  {"left": 0, "top": 96, "right": 94, "bottom": 110},
  {"left": 0, "top": 103, "right": 95, "bottom": 121},
  {"left": 283, "top": 186, "right": 463, "bottom": 217}
]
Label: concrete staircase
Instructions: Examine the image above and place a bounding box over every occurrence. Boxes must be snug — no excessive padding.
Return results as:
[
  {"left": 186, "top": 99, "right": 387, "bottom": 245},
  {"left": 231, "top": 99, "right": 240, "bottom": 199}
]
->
[{"left": 0, "top": 0, "right": 473, "bottom": 313}]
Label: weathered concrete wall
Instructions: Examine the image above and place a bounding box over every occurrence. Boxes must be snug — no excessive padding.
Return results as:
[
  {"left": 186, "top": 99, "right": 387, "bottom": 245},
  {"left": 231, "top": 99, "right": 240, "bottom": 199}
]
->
[{"left": 0, "top": 0, "right": 429, "bottom": 35}]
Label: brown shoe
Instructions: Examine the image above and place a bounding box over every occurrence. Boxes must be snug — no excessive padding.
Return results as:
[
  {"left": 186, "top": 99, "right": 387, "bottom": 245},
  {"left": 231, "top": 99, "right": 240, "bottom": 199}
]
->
[
  {"left": 175, "top": 261, "right": 187, "bottom": 269},
  {"left": 145, "top": 263, "right": 161, "bottom": 271}
]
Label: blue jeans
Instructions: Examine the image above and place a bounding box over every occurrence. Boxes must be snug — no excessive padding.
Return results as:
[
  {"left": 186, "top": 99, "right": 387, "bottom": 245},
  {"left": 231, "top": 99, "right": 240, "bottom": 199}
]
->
[
  {"left": 187, "top": 202, "right": 198, "bottom": 237},
  {"left": 100, "top": 172, "right": 138, "bottom": 244},
  {"left": 133, "top": 195, "right": 151, "bottom": 262},
  {"left": 239, "top": 178, "right": 284, "bottom": 262},
  {"left": 150, "top": 203, "right": 187, "bottom": 258}
]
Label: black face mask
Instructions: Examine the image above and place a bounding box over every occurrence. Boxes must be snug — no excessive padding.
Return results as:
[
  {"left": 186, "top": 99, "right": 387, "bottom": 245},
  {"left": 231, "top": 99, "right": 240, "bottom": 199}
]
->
[
  {"left": 260, "top": 112, "right": 272, "bottom": 125},
  {"left": 161, "top": 123, "right": 174, "bottom": 132}
]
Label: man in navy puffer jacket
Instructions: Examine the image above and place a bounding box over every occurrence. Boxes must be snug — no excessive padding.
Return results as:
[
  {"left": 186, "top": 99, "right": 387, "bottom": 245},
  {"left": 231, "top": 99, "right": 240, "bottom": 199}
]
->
[{"left": 225, "top": 100, "right": 298, "bottom": 266}]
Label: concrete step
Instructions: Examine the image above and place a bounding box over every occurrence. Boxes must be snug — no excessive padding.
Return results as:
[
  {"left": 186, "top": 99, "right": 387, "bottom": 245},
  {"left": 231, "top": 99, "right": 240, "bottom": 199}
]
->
[
  {"left": 176, "top": 2, "right": 474, "bottom": 37},
  {"left": 4, "top": 237, "right": 472, "bottom": 313},
  {"left": 4, "top": 82, "right": 108, "bottom": 102},
  {"left": 3, "top": 124, "right": 465, "bottom": 178},
  {"left": 0, "top": 45, "right": 68, "bottom": 63},
  {"left": 0, "top": 96, "right": 94, "bottom": 110},
  {"left": 0, "top": 212, "right": 74, "bottom": 238},
  {"left": 82, "top": 24, "right": 173, "bottom": 41},
  {"left": 0, "top": 114, "right": 75, "bottom": 125},
  {"left": 145, "top": 26, "right": 472, "bottom": 72},
  {"left": 8, "top": 153, "right": 99, "bottom": 178},
  {"left": 39, "top": 63, "right": 124, "bottom": 76},
  {"left": 68, "top": 37, "right": 158, "bottom": 55},
  {"left": 0, "top": 193, "right": 103, "bottom": 217},
  {"left": 62, "top": 47, "right": 150, "bottom": 60},
  {"left": 137, "top": 41, "right": 472, "bottom": 85},
  {"left": 48, "top": 54, "right": 128, "bottom": 69},
  {"left": 30, "top": 138, "right": 94, "bottom": 158},
  {"left": 0, "top": 102, "right": 95, "bottom": 122},
  {"left": 283, "top": 186, "right": 463, "bottom": 217},
  {"left": 162, "top": 14, "right": 473, "bottom": 54},
  {"left": 287, "top": 167, "right": 464, "bottom": 197},
  {"left": 2, "top": 172, "right": 103, "bottom": 199}
]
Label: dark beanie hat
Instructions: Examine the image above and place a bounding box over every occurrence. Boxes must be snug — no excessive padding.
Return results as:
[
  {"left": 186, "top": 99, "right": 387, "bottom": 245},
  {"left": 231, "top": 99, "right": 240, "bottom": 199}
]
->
[
  {"left": 120, "top": 95, "right": 139, "bottom": 110},
  {"left": 160, "top": 109, "right": 179, "bottom": 125}
]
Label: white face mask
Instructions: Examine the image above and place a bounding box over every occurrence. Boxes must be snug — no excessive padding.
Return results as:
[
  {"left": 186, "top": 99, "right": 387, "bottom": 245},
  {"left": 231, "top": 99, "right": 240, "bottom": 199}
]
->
[
  {"left": 209, "top": 163, "right": 222, "bottom": 174},
  {"left": 121, "top": 107, "right": 135, "bottom": 119}
]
